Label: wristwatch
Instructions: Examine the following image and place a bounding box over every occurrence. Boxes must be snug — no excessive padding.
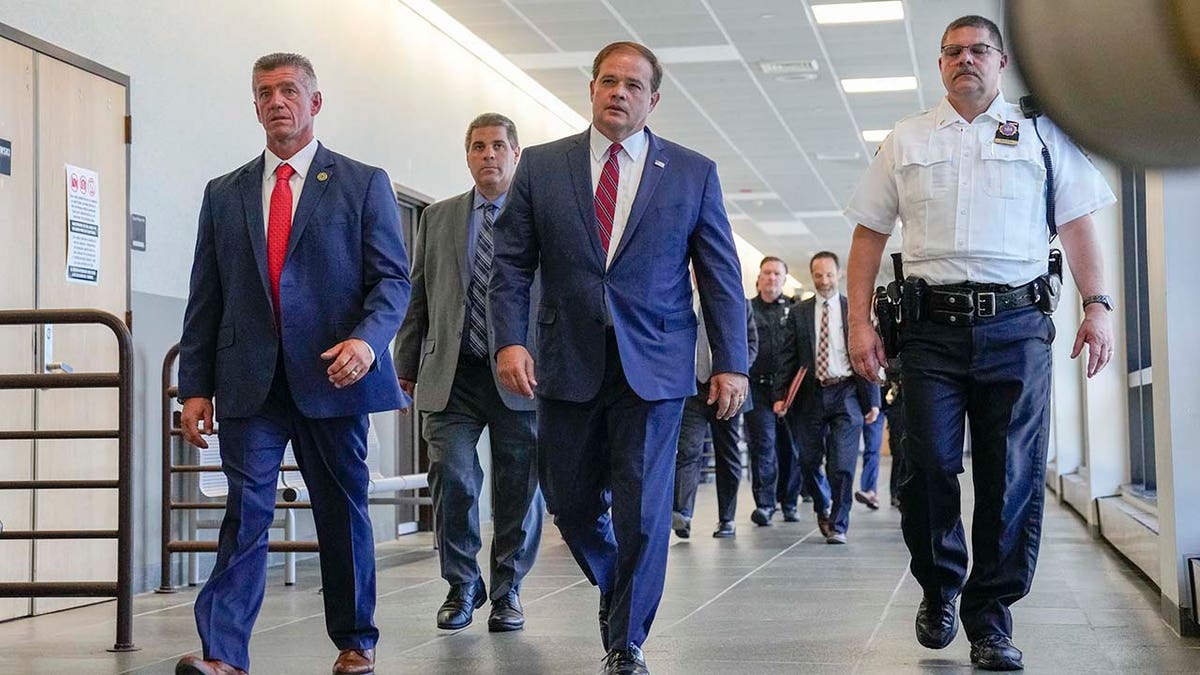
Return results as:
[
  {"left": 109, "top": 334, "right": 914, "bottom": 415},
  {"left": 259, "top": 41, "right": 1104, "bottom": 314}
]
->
[{"left": 1081, "top": 294, "right": 1114, "bottom": 312}]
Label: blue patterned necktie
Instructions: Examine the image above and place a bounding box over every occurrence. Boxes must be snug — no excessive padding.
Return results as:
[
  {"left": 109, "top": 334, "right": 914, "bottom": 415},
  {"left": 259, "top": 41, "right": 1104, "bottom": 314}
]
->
[{"left": 466, "top": 203, "right": 496, "bottom": 359}]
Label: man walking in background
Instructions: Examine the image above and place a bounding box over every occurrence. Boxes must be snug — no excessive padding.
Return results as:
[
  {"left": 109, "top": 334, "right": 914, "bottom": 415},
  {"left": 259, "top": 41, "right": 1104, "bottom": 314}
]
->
[{"left": 396, "top": 112, "right": 543, "bottom": 634}]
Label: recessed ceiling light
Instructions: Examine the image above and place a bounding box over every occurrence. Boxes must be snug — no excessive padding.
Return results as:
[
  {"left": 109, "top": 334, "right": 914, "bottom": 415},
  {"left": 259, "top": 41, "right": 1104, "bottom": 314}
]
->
[
  {"left": 812, "top": 1, "right": 904, "bottom": 25},
  {"left": 758, "top": 59, "right": 820, "bottom": 75},
  {"left": 862, "top": 129, "right": 892, "bottom": 142},
  {"left": 841, "top": 76, "right": 917, "bottom": 93}
]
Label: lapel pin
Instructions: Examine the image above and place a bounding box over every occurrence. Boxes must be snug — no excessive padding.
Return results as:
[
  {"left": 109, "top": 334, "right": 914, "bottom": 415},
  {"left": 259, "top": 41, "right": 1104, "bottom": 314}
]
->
[
  {"left": 654, "top": 159, "right": 665, "bottom": 168},
  {"left": 316, "top": 171, "right": 329, "bottom": 182}
]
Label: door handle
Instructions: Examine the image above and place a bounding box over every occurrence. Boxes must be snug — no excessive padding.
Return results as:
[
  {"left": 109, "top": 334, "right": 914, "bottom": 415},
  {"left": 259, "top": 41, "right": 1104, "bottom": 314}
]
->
[{"left": 41, "top": 324, "right": 74, "bottom": 374}]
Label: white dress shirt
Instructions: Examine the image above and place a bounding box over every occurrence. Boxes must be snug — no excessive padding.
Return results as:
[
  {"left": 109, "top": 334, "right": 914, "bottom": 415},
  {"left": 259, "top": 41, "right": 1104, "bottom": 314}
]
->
[
  {"left": 815, "top": 294, "right": 852, "bottom": 379},
  {"left": 262, "top": 137, "right": 319, "bottom": 234},
  {"left": 589, "top": 125, "right": 649, "bottom": 269},
  {"left": 845, "top": 93, "right": 1116, "bottom": 286}
]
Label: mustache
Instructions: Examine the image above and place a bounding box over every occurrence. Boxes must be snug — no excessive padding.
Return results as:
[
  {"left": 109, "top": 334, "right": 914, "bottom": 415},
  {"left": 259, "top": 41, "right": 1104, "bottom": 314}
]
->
[{"left": 955, "top": 67, "right": 980, "bottom": 78}]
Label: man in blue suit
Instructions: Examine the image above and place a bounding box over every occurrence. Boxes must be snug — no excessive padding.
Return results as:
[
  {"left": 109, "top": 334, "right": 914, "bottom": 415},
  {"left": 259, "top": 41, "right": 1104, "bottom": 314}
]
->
[
  {"left": 175, "top": 53, "right": 409, "bottom": 675},
  {"left": 490, "top": 42, "right": 749, "bottom": 675}
]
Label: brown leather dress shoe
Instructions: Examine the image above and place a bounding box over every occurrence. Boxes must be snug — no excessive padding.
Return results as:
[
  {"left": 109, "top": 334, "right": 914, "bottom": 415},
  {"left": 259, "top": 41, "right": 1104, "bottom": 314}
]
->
[
  {"left": 175, "top": 655, "right": 246, "bottom": 675},
  {"left": 332, "top": 648, "right": 375, "bottom": 674}
]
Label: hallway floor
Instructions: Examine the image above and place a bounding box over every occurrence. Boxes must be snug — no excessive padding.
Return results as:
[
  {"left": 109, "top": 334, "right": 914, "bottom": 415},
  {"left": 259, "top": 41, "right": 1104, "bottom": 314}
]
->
[{"left": 2, "top": 459, "right": 1198, "bottom": 674}]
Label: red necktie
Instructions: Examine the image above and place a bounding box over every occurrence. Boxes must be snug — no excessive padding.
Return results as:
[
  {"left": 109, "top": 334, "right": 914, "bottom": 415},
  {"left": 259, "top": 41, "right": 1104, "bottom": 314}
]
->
[
  {"left": 594, "top": 143, "right": 622, "bottom": 254},
  {"left": 267, "top": 162, "right": 295, "bottom": 323}
]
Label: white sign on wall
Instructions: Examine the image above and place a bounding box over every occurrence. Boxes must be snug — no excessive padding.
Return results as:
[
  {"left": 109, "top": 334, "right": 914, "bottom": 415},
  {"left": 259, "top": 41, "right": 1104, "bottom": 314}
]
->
[{"left": 65, "top": 164, "right": 100, "bottom": 285}]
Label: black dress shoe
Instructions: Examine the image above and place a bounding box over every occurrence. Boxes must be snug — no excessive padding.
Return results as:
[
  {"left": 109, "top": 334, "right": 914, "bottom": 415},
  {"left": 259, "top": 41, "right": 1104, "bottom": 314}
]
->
[
  {"left": 436, "top": 578, "right": 486, "bottom": 630},
  {"left": 750, "top": 507, "right": 773, "bottom": 526},
  {"left": 970, "top": 635, "right": 1024, "bottom": 671},
  {"left": 602, "top": 644, "right": 649, "bottom": 675},
  {"left": 914, "top": 597, "right": 958, "bottom": 649},
  {"left": 712, "top": 520, "right": 735, "bottom": 538},
  {"left": 487, "top": 589, "right": 524, "bottom": 632},
  {"left": 598, "top": 591, "right": 612, "bottom": 648},
  {"left": 782, "top": 507, "right": 800, "bottom": 522}
]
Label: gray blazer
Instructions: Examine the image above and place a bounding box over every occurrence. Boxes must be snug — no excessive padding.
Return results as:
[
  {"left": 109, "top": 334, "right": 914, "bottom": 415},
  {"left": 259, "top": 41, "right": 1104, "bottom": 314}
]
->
[{"left": 395, "top": 189, "right": 537, "bottom": 413}]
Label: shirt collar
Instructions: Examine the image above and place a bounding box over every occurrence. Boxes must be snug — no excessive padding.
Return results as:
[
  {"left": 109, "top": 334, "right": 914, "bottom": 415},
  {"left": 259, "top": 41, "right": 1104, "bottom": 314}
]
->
[
  {"left": 473, "top": 188, "right": 506, "bottom": 212},
  {"left": 934, "top": 91, "right": 1009, "bottom": 129},
  {"left": 264, "top": 137, "right": 319, "bottom": 180},
  {"left": 589, "top": 125, "right": 647, "bottom": 163}
]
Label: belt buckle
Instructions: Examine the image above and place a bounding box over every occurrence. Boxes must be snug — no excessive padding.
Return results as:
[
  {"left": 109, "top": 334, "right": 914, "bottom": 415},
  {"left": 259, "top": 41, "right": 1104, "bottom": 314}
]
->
[{"left": 977, "top": 291, "right": 997, "bottom": 318}]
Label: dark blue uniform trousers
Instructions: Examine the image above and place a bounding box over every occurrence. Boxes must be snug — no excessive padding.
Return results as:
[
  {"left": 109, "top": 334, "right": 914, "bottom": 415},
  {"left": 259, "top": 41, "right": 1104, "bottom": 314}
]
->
[
  {"left": 196, "top": 365, "right": 377, "bottom": 671},
  {"left": 673, "top": 390, "right": 742, "bottom": 523},
  {"left": 885, "top": 392, "right": 907, "bottom": 501},
  {"left": 744, "top": 383, "right": 801, "bottom": 510},
  {"left": 791, "top": 381, "right": 863, "bottom": 534},
  {"left": 422, "top": 360, "right": 543, "bottom": 599},
  {"left": 538, "top": 335, "right": 684, "bottom": 651},
  {"left": 899, "top": 305, "right": 1054, "bottom": 641}
]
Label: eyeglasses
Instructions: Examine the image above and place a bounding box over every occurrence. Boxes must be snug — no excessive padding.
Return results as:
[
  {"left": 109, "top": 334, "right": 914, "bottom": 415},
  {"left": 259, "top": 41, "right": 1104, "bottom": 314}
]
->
[{"left": 940, "top": 43, "right": 1002, "bottom": 58}]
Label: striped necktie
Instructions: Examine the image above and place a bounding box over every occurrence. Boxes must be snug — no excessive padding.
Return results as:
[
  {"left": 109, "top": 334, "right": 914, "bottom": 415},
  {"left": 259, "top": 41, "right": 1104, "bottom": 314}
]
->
[
  {"left": 594, "top": 142, "right": 622, "bottom": 253},
  {"left": 465, "top": 202, "right": 496, "bottom": 359},
  {"left": 816, "top": 299, "right": 831, "bottom": 382}
]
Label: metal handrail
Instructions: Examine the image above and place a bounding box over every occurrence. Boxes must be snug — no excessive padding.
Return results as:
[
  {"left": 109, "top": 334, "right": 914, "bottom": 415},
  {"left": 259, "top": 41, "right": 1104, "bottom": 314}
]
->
[
  {"left": 0, "top": 308, "right": 135, "bottom": 652},
  {"left": 159, "top": 344, "right": 318, "bottom": 594}
]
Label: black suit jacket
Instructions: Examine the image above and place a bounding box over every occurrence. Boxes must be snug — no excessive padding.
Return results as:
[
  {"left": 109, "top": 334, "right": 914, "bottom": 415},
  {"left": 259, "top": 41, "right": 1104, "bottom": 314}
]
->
[{"left": 777, "top": 294, "right": 880, "bottom": 414}]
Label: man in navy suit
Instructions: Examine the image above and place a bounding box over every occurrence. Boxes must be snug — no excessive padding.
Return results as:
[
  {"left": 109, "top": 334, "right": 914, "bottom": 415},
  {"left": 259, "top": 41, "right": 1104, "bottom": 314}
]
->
[
  {"left": 489, "top": 42, "right": 749, "bottom": 675},
  {"left": 175, "top": 53, "right": 409, "bottom": 675},
  {"left": 777, "top": 252, "right": 879, "bottom": 545}
]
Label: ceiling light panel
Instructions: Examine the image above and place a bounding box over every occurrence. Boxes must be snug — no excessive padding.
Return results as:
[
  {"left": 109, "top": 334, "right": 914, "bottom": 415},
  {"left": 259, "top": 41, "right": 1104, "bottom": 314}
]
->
[
  {"left": 812, "top": 2, "right": 904, "bottom": 25},
  {"left": 862, "top": 129, "right": 891, "bottom": 142},
  {"left": 756, "top": 221, "right": 813, "bottom": 236}
]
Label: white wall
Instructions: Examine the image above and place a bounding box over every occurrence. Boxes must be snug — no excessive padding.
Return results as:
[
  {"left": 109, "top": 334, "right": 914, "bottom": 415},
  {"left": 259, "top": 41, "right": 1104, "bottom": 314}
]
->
[
  {"left": 0, "top": 0, "right": 580, "bottom": 298},
  {"left": 1148, "top": 168, "right": 1200, "bottom": 625}
]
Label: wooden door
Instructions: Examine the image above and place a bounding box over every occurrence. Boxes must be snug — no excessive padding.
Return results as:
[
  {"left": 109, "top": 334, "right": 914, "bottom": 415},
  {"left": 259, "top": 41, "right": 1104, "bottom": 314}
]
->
[
  {"left": 0, "top": 35, "right": 36, "bottom": 622},
  {"left": 32, "top": 53, "right": 128, "bottom": 614}
]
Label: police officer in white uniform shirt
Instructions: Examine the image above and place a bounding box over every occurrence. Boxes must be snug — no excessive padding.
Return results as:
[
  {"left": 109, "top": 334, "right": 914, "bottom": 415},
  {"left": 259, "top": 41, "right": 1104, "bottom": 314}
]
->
[{"left": 843, "top": 14, "right": 1116, "bottom": 672}]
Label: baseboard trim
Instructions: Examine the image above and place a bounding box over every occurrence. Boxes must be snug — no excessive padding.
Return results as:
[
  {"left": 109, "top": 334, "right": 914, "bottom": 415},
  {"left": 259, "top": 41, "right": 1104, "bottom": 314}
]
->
[
  {"left": 1097, "top": 495, "right": 1160, "bottom": 585},
  {"left": 1161, "top": 594, "right": 1200, "bottom": 637}
]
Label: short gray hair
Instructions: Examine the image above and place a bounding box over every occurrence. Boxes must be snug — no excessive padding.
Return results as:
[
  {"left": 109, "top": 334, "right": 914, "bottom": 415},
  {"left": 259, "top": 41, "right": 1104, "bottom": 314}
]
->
[
  {"left": 252, "top": 52, "right": 318, "bottom": 92},
  {"left": 464, "top": 112, "right": 519, "bottom": 152}
]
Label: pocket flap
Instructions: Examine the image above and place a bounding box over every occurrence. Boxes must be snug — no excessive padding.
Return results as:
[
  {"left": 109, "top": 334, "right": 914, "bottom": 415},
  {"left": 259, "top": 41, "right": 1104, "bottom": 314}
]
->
[
  {"left": 898, "top": 144, "right": 952, "bottom": 167},
  {"left": 662, "top": 308, "right": 698, "bottom": 332},
  {"left": 421, "top": 338, "right": 436, "bottom": 355},
  {"left": 537, "top": 306, "right": 558, "bottom": 324}
]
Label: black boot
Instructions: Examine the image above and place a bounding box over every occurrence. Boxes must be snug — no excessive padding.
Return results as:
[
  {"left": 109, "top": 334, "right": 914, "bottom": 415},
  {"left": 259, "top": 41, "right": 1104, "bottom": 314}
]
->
[
  {"left": 914, "top": 597, "right": 957, "bottom": 649},
  {"left": 970, "top": 635, "right": 1024, "bottom": 671}
]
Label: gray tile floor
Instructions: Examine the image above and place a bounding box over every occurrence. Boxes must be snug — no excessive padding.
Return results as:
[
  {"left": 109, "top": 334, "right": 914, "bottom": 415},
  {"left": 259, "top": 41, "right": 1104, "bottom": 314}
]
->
[{"left": 2, "top": 458, "right": 1198, "bottom": 674}]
